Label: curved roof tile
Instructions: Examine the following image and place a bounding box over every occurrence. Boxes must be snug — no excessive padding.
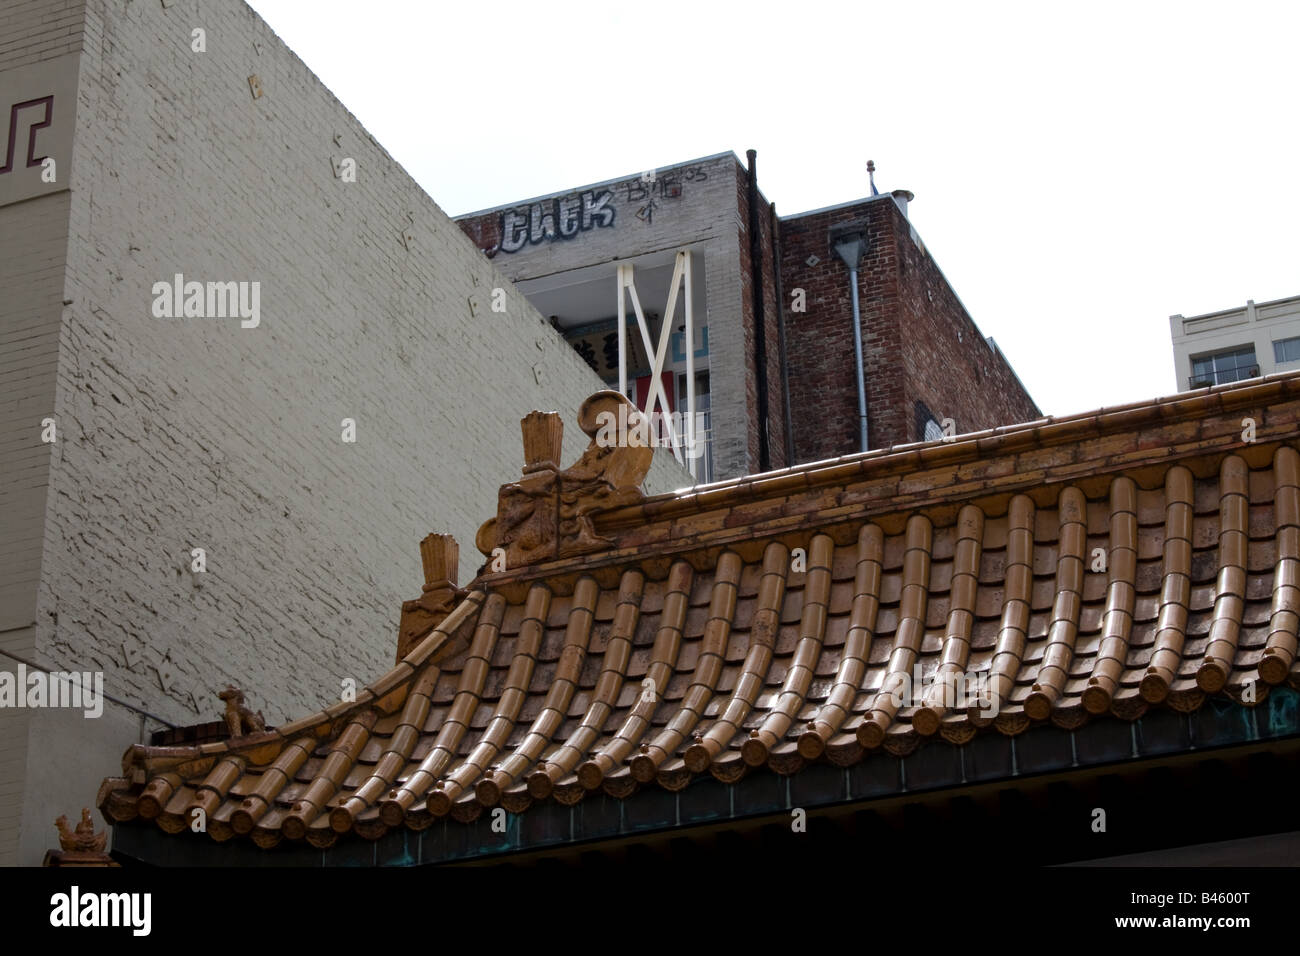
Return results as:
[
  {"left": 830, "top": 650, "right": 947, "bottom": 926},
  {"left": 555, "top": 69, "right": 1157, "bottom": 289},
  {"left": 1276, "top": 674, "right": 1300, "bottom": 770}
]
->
[{"left": 98, "top": 378, "right": 1300, "bottom": 849}]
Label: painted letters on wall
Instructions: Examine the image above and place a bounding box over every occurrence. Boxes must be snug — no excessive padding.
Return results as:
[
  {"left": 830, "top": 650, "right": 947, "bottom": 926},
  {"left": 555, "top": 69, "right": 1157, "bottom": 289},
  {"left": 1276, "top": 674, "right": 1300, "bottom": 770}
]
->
[
  {"left": 475, "top": 162, "right": 713, "bottom": 255},
  {"left": 0, "top": 53, "right": 80, "bottom": 208},
  {"left": 499, "top": 189, "right": 615, "bottom": 253}
]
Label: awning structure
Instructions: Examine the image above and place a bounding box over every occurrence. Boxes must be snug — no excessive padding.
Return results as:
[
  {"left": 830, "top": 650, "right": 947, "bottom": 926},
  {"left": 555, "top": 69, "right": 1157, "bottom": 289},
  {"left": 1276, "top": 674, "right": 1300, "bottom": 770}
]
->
[{"left": 97, "top": 377, "right": 1300, "bottom": 863}]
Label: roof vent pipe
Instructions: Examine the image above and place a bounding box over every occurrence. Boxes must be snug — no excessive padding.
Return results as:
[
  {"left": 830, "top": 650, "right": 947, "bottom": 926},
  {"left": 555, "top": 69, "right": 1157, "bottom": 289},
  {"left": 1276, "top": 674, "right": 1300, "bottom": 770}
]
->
[
  {"left": 832, "top": 234, "right": 869, "bottom": 453},
  {"left": 891, "top": 189, "right": 914, "bottom": 219}
]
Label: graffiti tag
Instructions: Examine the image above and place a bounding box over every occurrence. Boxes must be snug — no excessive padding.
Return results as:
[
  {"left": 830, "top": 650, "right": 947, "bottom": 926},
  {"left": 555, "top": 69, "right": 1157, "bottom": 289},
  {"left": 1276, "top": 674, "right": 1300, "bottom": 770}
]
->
[{"left": 498, "top": 188, "right": 615, "bottom": 253}]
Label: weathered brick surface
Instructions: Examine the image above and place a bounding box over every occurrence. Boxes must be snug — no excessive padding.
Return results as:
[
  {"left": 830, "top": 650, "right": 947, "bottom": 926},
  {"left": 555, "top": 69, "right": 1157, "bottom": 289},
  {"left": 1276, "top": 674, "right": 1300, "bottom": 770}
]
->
[
  {"left": 895, "top": 202, "right": 1040, "bottom": 444},
  {"left": 0, "top": 68, "right": 78, "bottom": 861},
  {"left": 736, "top": 162, "right": 789, "bottom": 471},
  {"left": 0, "top": 0, "right": 87, "bottom": 865},
  {"left": 0, "top": 0, "right": 85, "bottom": 72},
  {"left": 0, "top": 191, "right": 69, "bottom": 635},
  {"left": 1, "top": 0, "right": 688, "bottom": 863},
  {"left": 781, "top": 195, "right": 1039, "bottom": 461},
  {"left": 781, "top": 196, "right": 903, "bottom": 459}
]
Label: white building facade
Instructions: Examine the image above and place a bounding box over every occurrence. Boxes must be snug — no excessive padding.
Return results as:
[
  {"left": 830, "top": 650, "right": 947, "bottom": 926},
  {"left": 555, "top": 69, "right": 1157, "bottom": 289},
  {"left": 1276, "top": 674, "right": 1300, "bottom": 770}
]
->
[{"left": 1170, "top": 294, "right": 1300, "bottom": 390}]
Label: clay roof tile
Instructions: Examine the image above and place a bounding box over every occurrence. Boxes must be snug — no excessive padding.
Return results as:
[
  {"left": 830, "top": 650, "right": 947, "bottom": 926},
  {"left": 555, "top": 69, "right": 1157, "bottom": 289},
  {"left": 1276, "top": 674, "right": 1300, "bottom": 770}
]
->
[{"left": 100, "top": 375, "right": 1300, "bottom": 853}]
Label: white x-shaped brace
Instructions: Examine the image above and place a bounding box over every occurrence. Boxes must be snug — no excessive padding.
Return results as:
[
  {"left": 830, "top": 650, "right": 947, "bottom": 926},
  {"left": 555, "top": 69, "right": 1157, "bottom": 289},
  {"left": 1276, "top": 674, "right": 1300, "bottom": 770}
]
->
[{"left": 616, "top": 251, "right": 696, "bottom": 473}]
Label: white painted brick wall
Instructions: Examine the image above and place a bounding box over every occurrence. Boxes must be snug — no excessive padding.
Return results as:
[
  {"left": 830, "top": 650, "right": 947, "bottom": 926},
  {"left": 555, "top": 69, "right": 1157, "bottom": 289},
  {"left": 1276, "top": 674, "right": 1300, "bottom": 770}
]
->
[
  {"left": 0, "top": 0, "right": 84, "bottom": 73},
  {"left": 2, "top": 0, "right": 690, "bottom": 864},
  {"left": 0, "top": 12, "right": 78, "bottom": 855},
  {"left": 0, "top": 191, "right": 70, "bottom": 635}
]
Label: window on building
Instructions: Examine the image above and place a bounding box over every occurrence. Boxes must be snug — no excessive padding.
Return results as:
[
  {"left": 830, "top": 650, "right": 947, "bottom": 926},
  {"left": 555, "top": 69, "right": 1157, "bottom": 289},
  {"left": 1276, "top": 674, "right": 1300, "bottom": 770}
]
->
[
  {"left": 1189, "top": 346, "right": 1258, "bottom": 388},
  {"left": 915, "top": 399, "right": 948, "bottom": 443},
  {"left": 1274, "top": 337, "right": 1300, "bottom": 364}
]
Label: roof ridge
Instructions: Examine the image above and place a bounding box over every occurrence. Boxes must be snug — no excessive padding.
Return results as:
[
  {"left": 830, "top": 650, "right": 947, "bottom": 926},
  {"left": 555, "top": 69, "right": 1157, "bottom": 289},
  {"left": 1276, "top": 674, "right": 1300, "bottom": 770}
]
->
[
  {"left": 118, "top": 590, "right": 487, "bottom": 776},
  {"left": 595, "top": 373, "right": 1300, "bottom": 528}
]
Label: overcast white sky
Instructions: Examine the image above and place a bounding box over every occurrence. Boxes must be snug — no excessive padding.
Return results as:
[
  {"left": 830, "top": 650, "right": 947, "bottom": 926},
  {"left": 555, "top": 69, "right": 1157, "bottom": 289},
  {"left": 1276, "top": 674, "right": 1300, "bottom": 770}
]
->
[{"left": 249, "top": 0, "right": 1299, "bottom": 419}]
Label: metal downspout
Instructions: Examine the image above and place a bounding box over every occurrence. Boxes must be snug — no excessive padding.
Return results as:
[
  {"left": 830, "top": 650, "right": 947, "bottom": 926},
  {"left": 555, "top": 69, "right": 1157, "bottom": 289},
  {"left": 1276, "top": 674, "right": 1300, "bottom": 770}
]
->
[
  {"left": 746, "top": 149, "right": 771, "bottom": 472},
  {"left": 770, "top": 201, "right": 795, "bottom": 466},
  {"left": 832, "top": 234, "right": 869, "bottom": 453},
  {"left": 848, "top": 263, "right": 868, "bottom": 452}
]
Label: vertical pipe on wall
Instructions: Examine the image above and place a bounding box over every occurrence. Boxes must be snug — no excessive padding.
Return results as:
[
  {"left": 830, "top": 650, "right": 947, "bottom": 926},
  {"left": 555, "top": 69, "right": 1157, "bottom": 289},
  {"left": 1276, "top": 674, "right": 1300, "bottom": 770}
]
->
[
  {"left": 683, "top": 250, "right": 696, "bottom": 480},
  {"left": 832, "top": 235, "right": 869, "bottom": 453},
  {"left": 746, "top": 149, "right": 771, "bottom": 473},
  {"left": 616, "top": 264, "right": 628, "bottom": 398},
  {"left": 769, "top": 201, "right": 795, "bottom": 467},
  {"left": 848, "top": 262, "right": 868, "bottom": 453}
]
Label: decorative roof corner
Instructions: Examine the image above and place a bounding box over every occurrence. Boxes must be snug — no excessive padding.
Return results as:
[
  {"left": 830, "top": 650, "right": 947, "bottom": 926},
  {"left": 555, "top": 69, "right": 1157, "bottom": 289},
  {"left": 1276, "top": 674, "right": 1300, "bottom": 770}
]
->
[
  {"left": 44, "top": 808, "right": 116, "bottom": 867},
  {"left": 475, "top": 390, "right": 653, "bottom": 572},
  {"left": 218, "top": 685, "right": 265, "bottom": 739},
  {"left": 397, "top": 534, "right": 466, "bottom": 661}
]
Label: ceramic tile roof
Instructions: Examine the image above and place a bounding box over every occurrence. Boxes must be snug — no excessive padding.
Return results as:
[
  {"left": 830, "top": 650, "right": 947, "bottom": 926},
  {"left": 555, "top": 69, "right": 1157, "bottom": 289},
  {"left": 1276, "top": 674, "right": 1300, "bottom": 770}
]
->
[{"left": 98, "top": 376, "right": 1300, "bottom": 851}]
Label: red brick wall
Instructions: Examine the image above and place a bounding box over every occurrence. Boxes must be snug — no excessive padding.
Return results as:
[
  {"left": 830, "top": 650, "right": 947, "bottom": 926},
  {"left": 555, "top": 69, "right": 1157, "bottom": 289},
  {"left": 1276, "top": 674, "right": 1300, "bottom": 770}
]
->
[
  {"left": 893, "top": 202, "right": 1040, "bottom": 441},
  {"left": 457, "top": 214, "right": 501, "bottom": 257},
  {"left": 781, "top": 196, "right": 1038, "bottom": 462},
  {"left": 781, "top": 198, "right": 905, "bottom": 461},
  {"left": 735, "top": 159, "right": 790, "bottom": 471}
]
